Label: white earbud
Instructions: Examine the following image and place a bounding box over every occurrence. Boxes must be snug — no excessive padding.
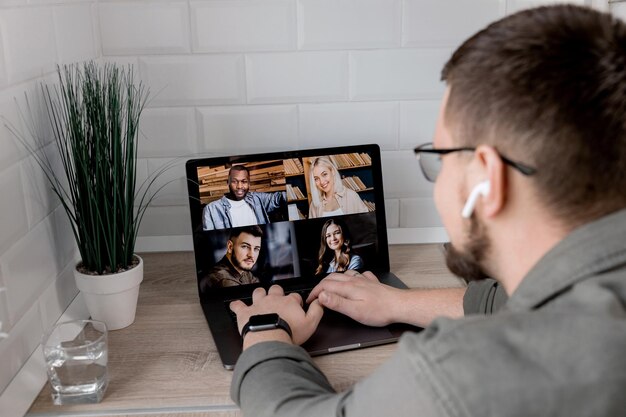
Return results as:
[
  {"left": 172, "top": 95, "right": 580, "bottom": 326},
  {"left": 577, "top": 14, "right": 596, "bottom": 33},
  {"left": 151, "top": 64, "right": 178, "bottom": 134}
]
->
[{"left": 461, "top": 180, "right": 491, "bottom": 219}]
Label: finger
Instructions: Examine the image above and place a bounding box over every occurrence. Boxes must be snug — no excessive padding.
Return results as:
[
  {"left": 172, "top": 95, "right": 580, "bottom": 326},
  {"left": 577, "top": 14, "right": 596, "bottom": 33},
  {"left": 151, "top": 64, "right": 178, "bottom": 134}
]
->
[
  {"left": 267, "top": 285, "right": 285, "bottom": 296},
  {"left": 313, "top": 280, "right": 360, "bottom": 302},
  {"left": 288, "top": 292, "right": 303, "bottom": 306},
  {"left": 229, "top": 300, "right": 246, "bottom": 314},
  {"left": 252, "top": 286, "right": 266, "bottom": 302},
  {"left": 305, "top": 299, "right": 324, "bottom": 328},
  {"left": 361, "top": 271, "right": 379, "bottom": 282},
  {"left": 318, "top": 290, "right": 361, "bottom": 319},
  {"left": 326, "top": 272, "right": 356, "bottom": 282},
  {"left": 307, "top": 276, "right": 355, "bottom": 303}
]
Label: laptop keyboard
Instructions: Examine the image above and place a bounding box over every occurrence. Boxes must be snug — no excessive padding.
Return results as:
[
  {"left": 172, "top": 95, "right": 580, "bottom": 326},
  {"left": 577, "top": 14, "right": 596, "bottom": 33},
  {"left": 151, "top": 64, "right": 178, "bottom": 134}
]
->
[{"left": 225, "top": 288, "right": 312, "bottom": 323}]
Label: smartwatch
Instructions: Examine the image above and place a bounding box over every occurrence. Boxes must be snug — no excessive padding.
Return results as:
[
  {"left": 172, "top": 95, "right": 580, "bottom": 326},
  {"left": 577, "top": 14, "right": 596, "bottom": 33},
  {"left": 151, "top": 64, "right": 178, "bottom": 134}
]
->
[{"left": 241, "top": 313, "right": 292, "bottom": 339}]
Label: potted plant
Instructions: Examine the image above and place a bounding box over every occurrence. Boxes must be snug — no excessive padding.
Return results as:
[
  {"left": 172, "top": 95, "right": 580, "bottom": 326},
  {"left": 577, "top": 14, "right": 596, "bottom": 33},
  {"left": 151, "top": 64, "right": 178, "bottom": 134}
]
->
[{"left": 8, "top": 62, "right": 156, "bottom": 330}]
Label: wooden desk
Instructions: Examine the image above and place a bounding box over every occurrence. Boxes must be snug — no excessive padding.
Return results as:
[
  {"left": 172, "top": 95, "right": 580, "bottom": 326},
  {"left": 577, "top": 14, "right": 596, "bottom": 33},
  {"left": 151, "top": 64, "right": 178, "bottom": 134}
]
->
[{"left": 27, "top": 244, "right": 464, "bottom": 417}]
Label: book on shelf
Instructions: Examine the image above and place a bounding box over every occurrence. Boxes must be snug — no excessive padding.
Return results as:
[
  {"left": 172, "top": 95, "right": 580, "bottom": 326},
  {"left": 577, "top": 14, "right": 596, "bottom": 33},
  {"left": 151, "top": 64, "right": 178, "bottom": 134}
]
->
[
  {"left": 286, "top": 184, "right": 306, "bottom": 200},
  {"left": 284, "top": 158, "right": 305, "bottom": 175},
  {"left": 341, "top": 176, "right": 368, "bottom": 192},
  {"left": 288, "top": 204, "right": 306, "bottom": 220},
  {"left": 363, "top": 200, "right": 376, "bottom": 212},
  {"left": 329, "top": 153, "right": 372, "bottom": 169}
]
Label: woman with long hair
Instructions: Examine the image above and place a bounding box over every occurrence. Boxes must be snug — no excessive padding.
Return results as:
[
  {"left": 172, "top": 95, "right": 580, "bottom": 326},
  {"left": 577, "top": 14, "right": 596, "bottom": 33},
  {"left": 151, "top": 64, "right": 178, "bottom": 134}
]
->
[
  {"left": 308, "top": 156, "right": 368, "bottom": 218},
  {"left": 315, "top": 218, "right": 363, "bottom": 275}
]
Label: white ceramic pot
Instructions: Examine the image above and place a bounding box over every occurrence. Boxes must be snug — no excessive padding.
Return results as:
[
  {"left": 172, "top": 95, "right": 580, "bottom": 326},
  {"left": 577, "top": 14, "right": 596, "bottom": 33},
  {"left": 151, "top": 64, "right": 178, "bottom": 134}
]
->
[{"left": 74, "top": 256, "right": 144, "bottom": 331}]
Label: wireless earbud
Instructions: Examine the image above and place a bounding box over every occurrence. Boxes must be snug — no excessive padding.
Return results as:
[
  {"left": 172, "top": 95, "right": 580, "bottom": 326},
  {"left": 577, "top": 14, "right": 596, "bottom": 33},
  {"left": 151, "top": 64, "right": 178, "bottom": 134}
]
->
[{"left": 461, "top": 180, "right": 491, "bottom": 218}]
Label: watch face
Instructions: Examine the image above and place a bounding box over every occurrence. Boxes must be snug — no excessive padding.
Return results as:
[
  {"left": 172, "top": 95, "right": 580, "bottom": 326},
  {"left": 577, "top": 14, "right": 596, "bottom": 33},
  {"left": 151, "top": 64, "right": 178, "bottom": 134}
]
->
[{"left": 249, "top": 313, "right": 279, "bottom": 326}]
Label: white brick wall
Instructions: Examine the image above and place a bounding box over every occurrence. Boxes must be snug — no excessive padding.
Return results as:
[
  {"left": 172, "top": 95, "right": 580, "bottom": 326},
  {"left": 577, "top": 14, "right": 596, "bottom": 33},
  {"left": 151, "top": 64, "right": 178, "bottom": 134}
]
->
[
  {"left": 299, "top": 102, "right": 399, "bottom": 150},
  {"left": 191, "top": 0, "right": 297, "bottom": 52},
  {"left": 403, "top": 0, "right": 505, "bottom": 47},
  {"left": 246, "top": 51, "right": 349, "bottom": 103},
  {"left": 138, "top": 55, "right": 246, "bottom": 106},
  {"left": 298, "top": 0, "right": 402, "bottom": 50},
  {"left": 0, "top": 0, "right": 604, "bottom": 412},
  {"left": 0, "top": 1, "right": 97, "bottom": 409},
  {"left": 99, "top": 1, "right": 190, "bottom": 55},
  {"left": 197, "top": 105, "right": 299, "bottom": 153},
  {"left": 0, "top": 7, "right": 57, "bottom": 84}
]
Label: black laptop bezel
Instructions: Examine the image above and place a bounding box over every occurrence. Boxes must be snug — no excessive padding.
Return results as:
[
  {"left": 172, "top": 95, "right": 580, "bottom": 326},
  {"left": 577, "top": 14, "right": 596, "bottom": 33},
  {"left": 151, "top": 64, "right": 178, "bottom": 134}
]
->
[{"left": 185, "top": 144, "right": 390, "bottom": 302}]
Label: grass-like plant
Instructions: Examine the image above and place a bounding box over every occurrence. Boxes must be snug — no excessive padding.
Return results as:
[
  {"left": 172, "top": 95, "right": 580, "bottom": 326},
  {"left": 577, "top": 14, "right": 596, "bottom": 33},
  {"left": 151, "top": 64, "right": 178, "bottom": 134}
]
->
[{"left": 8, "top": 62, "right": 154, "bottom": 275}]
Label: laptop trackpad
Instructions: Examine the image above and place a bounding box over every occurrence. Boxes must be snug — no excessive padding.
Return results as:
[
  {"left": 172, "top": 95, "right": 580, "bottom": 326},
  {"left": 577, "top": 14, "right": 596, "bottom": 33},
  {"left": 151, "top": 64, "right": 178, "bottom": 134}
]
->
[{"left": 302, "top": 310, "right": 395, "bottom": 355}]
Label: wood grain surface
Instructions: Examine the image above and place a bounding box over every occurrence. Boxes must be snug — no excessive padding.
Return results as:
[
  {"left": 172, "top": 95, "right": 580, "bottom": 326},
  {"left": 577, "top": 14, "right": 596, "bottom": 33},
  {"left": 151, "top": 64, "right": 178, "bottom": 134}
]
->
[{"left": 27, "top": 244, "right": 463, "bottom": 417}]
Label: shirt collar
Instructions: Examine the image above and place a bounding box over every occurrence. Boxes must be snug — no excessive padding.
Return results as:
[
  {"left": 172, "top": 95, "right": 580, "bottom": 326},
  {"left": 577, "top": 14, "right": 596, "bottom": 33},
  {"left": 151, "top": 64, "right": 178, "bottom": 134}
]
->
[
  {"left": 506, "top": 208, "right": 626, "bottom": 311},
  {"left": 323, "top": 188, "right": 346, "bottom": 200}
]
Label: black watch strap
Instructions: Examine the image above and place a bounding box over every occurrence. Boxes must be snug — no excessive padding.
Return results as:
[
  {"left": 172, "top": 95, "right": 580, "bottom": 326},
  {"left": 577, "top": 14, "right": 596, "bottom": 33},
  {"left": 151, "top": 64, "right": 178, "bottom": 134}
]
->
[{"left": 241, "top": 313, "right": 292, "bottom": 339}]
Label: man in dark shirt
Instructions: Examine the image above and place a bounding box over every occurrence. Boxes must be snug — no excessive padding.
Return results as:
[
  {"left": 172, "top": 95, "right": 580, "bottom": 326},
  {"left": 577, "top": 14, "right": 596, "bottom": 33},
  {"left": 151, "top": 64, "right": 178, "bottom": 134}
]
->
[
  {"left": 228, "top": 5, "right": 626, "bottom": 417},
  {"left": 200, "top": 226, "right": 263, "bottom": 291}
]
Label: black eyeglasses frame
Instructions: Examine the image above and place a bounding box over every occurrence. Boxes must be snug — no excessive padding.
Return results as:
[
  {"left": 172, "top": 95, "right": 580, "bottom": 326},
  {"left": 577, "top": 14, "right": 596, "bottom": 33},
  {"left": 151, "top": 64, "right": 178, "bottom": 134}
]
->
[{"left": 413, "top": 143, "right": 537, "bottom": 182}]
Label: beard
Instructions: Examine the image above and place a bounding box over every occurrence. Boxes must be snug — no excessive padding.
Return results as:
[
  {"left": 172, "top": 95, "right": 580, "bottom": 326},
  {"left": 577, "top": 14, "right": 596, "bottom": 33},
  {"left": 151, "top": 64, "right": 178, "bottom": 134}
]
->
[
  {"left": 231, "top": 254, "right": 255, "bottom": 272},
  {"left": 445, "top": 215, "right": 491, "bottom": 283}
]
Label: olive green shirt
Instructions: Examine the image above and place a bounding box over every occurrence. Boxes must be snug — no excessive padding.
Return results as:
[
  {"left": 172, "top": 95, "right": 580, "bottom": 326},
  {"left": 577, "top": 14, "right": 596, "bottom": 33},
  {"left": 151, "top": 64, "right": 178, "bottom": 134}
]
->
[{"left": 232, "top": 209, "right": 626, "bottom": 417}]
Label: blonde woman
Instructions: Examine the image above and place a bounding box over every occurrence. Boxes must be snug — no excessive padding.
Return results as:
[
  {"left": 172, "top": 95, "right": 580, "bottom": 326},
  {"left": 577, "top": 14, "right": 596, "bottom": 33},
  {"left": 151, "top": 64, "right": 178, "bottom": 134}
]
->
[{"left": 307, "top": 156, "right": 368, "bottom": 218}]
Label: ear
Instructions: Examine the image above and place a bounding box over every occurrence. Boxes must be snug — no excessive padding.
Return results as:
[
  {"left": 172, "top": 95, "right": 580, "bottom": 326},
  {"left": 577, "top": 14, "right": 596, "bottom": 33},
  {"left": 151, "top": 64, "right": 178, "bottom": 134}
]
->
[
  {"left": 226, "top": 239, "right": 234, "bottom": 254},
  {"left": 474, "top": 145, "right": 506, "bottom": 218}
]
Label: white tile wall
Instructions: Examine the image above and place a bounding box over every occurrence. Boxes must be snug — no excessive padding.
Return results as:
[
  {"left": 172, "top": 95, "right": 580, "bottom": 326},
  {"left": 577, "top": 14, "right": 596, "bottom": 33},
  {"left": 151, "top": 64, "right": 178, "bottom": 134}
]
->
[
  {"left": 614, "top": 3, "right": 626, "bottom": 20},
  {"left": 137, "top": 205, "right": 192, "bottom": 237},
  {"left": 139, "top": 107, "right": 199, "bottom": 157},
  {"left": 139, "top": 55, "right": 246, "bottom": 106},
  {"left": 53, "top": 4, "right": 97, "bottom": 64},
  {"left": 0, "top": 31, "right": 6, "bottom": 88},
  {"left": 38, "top": 263, "right": 78, "bottom": 331},
  {"left": 0, "top": 0, "right": 26, "bottom": 8},
  {"left": 197, "top": 105, "right": 298, "bottom": 153},
  {"left": 246, "top": 51, "right": 349, "bottom": 104},
  {"left": 52, "top": 206, "right": 78, "bottom": 271},
  {"left": 384, "top": 198, "right": 400, "bottom": 228},
  {"left": 0, "top": 303, "right": 41, "bottom": 394},
  {"left": 0, "top": 7, "right": 57, "bottom": 84},
  {"left": 0, "top": 0, "right": 109, "bottom": 405},
  {"left": 400, "top": 197, "right": 443, "bottom": 228},
  {"left": 299, "top": 102, "right": 399, "bottom": 150},
  {"left": 0, "top": 287, "right": 9, "bottom": 336},
  {"left": 0, "top": 165, "right": 29, "bottom": 256},
  {"left": 191, "top": 0, "right": 296, "bottom": 52},
  {"left": 507, "top": 0, "right": 588, "bottom": 13},
  {"left": 399, "top": 100, "right": 441, "bottom": 149},
  {"left": 99, "top": 1, "right": 190, "bottom": 55},
  {"left": 20, "top": 150, "right": 59, "bottom": 230},
  {"left": 403, "top": 0, "right": 504, "bottom": 47},
  {"left": 0, "top": 85, "right": 31, "bottom": 173},
  {"left": 1, "top": 217, "right": 61, "bottom": 326},
  {"left": 350, "top": 48, "right": 450, "bottom": 100},
  {"left": 381, "top": 150, "right": 434, "bottom": 199},
  {"left": 298, "top": 0, "right": 401, "bottom": 50},
  {"left": 144, "top": 157, "right": 189, "bottom": 207}
]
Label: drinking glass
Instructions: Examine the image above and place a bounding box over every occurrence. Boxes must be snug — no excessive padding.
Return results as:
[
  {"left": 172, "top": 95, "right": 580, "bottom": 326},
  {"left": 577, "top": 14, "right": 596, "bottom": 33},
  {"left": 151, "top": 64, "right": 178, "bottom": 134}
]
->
[{"left": 42, "top": 320, "right": 108, "bottom": 405}]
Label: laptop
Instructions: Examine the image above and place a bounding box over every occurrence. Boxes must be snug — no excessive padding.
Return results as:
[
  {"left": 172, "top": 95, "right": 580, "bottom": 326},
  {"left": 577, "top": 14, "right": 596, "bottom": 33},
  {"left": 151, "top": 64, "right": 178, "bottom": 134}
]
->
[{"left": 186, "top": 144, "right": 420, "bottom": 369}]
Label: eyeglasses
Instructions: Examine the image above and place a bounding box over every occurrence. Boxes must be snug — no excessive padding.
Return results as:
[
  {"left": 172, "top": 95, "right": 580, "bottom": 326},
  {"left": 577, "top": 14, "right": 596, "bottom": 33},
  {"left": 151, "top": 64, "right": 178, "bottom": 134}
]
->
[{"left": 413, "top": 142, "right": 537, "bottom": 182}]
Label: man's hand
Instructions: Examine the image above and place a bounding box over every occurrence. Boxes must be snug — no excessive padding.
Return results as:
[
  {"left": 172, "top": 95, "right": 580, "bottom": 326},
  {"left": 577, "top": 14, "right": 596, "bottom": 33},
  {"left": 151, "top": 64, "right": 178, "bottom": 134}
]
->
[
  {"left": 230, "top": 285, "right": 324, "bottom": 349},
  {"left": 306, "top": 271, "right": 402, "bottom": 327}
]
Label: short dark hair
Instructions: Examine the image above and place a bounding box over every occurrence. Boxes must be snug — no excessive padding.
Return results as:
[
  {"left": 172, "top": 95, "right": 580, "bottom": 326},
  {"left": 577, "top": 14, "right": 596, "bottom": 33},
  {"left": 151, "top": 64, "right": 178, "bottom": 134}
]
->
[
  {"left": 228, "top": 165, "right": 249, "bottom": 180},
  {"left": 229, "top": 225, "right": 263, "bottom": 241},
  {"left": 442, "top": 5, "right": 626, "bottom": 226}
]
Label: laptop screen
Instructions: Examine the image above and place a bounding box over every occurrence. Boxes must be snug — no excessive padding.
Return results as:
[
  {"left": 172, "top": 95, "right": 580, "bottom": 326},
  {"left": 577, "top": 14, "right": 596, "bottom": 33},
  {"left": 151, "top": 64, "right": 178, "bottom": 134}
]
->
[{"left": 186, "top": 144, "right": 390, "bottom": 300}]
